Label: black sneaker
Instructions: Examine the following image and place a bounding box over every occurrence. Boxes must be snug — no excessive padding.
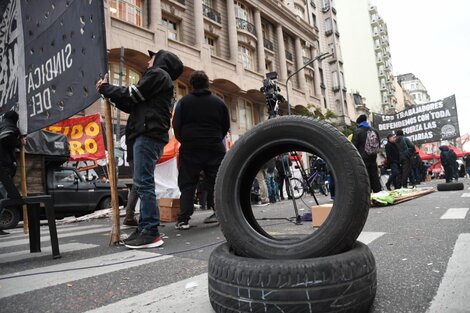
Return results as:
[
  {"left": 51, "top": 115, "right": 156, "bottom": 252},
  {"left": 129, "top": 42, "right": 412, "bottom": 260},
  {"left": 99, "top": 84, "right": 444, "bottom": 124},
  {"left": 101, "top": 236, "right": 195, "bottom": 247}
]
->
[
  {"left": 124, "top": 232, "right": 164, "bottom": 249},
  {"left": 122, "top": 229, "right": 139, "bottom": 243},
  {"left": 203, "top": 213, "right": 218, "bottom": 224},
  {"left": 0, "top": 230, "right": 10, "bottom": 236},
  {"left": 175, "top": 221, "right": 190, "bottom": 230}
]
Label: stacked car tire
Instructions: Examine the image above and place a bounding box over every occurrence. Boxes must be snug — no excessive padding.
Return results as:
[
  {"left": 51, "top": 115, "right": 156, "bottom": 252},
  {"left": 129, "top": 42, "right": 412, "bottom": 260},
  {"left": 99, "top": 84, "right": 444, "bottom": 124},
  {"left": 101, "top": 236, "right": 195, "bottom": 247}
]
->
[{"left": 209, "top": 116, "right": 377, "bottom": 312}]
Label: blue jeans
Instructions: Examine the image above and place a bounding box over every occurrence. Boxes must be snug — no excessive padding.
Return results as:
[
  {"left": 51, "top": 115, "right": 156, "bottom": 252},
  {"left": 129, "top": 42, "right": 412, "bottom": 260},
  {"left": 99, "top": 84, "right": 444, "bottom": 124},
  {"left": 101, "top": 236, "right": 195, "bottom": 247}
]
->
[
  {"left": 265, "top": 172, "right": 276, "bottom": 201},
  {"left": 133, "top": 135, "right": 165, "bottom": 236}
]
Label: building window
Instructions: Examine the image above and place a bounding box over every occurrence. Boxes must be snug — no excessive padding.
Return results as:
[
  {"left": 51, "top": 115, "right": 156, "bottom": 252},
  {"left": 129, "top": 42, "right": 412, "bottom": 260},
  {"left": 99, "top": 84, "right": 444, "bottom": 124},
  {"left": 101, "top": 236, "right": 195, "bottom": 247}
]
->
[
  {"left": 325, "top": 18, "right": 333, "bottom": 35},
  {"left": 311, "top": 13, "right": 317, "bottom": 28},
  {"left": 306, "top": 75, "right": 315, "bottom": 97},
  {"left": 239, "top": 45, "right": 254, "bottom": 70},
  {"left": 109, "top": 63, "right": 141, "bottom": 87},
  {"left": 265, "top": 59, "right": 273, "bottom": 72},
  {"left": 176, "top": 82, "right": 188, "bottom": 101},
  {"left": 109, "top": 0, "right": 142, "bottom": 26},
  {"left": 161, "top": 17, "right": 179, "bottom": 40},
  {"left": 332, "top": 71, "right": 339, "bottom": 90},
  {"left": 238, "top": 98, "right": 253, "bottom": 132},
  {"left": 340, "top": 72, "right": 345, "bottom": 89},
  {"left": 203, "top": 0, "right": 213, "bottom": 7},
  {"left": 294, "top": 4, "right": 305, "bottom": 19},
  {"left": 205, "top": 35, "right": 218, "bottom": 56},
  {"left": 234, "top": 1, "right": 249, "bottom": 20}
]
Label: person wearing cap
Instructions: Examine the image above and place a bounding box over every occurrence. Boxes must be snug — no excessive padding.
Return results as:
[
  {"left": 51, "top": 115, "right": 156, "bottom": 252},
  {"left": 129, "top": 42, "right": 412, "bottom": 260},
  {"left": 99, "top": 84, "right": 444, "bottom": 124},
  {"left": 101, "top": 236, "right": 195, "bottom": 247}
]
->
[
  {"left": 96, "top": 50, "right": 183, "bottom": 249},
  {"left": 395, "top": 129, "right": 415, "bottom": 188},
  {"left": 351, "top": 114, "right": 382, "bottom": 193},
  {"left": 0, "top": 111, "right": 25, "bottom": 236},
  {"left": 384, "top": 133, "right": 401, "bottom": 190}
]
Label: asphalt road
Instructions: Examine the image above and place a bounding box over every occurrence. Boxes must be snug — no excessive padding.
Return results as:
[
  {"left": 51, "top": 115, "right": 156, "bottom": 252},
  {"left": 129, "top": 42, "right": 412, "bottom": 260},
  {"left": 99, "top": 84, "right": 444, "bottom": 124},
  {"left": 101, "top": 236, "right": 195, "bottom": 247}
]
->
[{"left": 0, "top": 178, "right": 469, "bottom": 313}]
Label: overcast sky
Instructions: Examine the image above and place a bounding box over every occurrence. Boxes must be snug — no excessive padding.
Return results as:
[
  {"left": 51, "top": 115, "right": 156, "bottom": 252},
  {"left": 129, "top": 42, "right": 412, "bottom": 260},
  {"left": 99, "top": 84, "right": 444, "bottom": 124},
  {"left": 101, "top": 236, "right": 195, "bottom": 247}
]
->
[{"left": 371, "top": 0, "right": 470, "bottom": 136}]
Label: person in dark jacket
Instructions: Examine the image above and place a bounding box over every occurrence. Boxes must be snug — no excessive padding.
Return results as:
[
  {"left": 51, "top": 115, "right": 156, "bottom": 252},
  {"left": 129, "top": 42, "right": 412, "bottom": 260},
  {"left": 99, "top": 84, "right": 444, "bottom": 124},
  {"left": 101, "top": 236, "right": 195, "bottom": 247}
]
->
[
  {"left": 384, "top": 133, "right": 401, "bottom": 190},
  {"left": 0, "top": 111, "right": 25, "bottom": 236},
  {"left": 97, "top": 49, "right": 183, "bottom": 249},
  {"left": 275, "top": 154, "right": 292, "bottom": 200},
  {"left": 439, "top": 145, "right": 454, "bottom": 183},
  {"left": 465, "top": 153, "right": 470, "bottom": 178},
  {"left": 351, "top": 114, "right": 382, "bottom": 193},
  {"left": 173, "top": 70, "right": 230, "bottom": 229},
  {"left": 395, "top": 129, "right": 415, "bottom": 188},
  {"left": 449, "top": 149, "right": 459, "bottom": 181}
]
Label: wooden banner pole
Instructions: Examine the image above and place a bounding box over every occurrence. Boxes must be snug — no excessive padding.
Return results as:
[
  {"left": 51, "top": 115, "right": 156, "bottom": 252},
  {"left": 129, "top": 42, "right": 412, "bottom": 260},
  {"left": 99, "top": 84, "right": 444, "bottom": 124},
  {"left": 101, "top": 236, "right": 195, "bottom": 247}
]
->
[
  {"left": 19, "top": 144, "right": 28, "bottom": 234},
  {"left": 103, "top": 99, "right": 120, "bottom": 245}
]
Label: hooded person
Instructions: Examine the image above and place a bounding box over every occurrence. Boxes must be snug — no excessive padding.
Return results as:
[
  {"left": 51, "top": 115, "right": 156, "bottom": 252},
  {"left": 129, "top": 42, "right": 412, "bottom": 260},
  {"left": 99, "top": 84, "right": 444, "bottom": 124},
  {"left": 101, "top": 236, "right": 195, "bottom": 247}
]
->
[
  {"left": 0, "top": 111, "right": 24, "bottom": 236},
  {"left": 351, "top": 114, "right": 382, "bottom": 193},
  {"left": 439, "top": 145, "right": 455, "bottom": 183},
  {"left": 96, "top": 49, "right": 183, "bottom": 249}
]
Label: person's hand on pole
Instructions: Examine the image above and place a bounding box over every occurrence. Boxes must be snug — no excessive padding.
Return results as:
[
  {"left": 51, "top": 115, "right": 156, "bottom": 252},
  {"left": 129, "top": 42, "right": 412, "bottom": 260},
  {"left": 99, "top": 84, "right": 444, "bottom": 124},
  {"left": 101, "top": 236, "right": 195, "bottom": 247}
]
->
[{"left": 95, "top": 73, "right": 109, "bottom": 92}]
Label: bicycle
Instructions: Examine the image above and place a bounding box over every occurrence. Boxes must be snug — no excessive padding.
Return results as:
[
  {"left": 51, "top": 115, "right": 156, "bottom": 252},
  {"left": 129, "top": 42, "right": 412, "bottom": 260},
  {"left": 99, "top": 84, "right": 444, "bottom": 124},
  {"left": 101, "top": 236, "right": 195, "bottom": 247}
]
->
[{"left": 289, "top": 167, "right": 329, "bottom": 199}]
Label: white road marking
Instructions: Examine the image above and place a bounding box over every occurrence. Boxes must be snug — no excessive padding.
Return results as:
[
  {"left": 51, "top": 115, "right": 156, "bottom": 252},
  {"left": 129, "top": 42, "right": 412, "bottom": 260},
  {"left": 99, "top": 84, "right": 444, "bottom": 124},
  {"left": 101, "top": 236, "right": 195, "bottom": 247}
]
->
[
  {"left": 84, "top": 273, "right": 212, "bottom": 313},
  {"left": 0, "top": 226, "right": 129, "bottom": 249},
  {"left": 0, "top": 243, "right": 98, "bottom": 264},
  {"left": 358, "top": 232, "right": 386, "bottom": 245},
  {"left": 461, "top": 193, "right": 470, "bottom": 197},
  {"left": 440, "top": 208, "right": 469, "bottom": 220},
  {"left": 0, "top": 250, "right": 172, "bottom": 299},
  {"left": 428, "top": 234, "right": 470, "bottom": 313},
  {"left": 0, "top": 225, "right": 105, "bottom": 241}
]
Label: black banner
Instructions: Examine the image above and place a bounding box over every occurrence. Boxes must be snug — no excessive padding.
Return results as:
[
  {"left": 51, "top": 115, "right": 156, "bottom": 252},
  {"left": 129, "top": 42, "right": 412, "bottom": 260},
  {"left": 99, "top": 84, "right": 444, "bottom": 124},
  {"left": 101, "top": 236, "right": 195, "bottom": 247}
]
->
[
  {"left": 372, "top": 95, "right": 460, "bottom": 145},
  {"left": 0, "top": 0, "right": 107, "bottom": 133}
]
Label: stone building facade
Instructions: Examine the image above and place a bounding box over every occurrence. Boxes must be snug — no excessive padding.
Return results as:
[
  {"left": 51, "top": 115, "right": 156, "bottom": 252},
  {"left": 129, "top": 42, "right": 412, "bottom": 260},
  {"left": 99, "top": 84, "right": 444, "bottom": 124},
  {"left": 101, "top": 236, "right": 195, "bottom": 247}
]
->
[{"left": 86, "top": 0, "right": 353, "bottom": 139}]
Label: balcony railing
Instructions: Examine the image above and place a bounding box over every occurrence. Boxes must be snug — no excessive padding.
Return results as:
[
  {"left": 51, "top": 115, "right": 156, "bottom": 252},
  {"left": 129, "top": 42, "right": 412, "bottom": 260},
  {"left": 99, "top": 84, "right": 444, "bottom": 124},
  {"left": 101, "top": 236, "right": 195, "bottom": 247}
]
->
[
  {"left": 174, "top": 0, "right": 185, "bottom": 5},
  {"left": 263, "top": 38, "right": 274, "bottom": 51},
  {"left": 202, "top": 4, "right": 221, "bottom": 23},
  {"left": 236, "top": 18, "right": 256, "bottom": 36},
  {"left": 285, "top": 50, "right": 294, "bottom": 61},
  {"left": 303, "top": 57, "right": 311, "bottom": 65}
]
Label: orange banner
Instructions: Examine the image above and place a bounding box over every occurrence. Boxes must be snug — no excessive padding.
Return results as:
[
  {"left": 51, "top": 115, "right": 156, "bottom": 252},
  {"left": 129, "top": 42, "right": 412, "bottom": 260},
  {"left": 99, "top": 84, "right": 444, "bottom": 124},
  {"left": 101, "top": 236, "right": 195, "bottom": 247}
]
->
[{"left": 46, "top": 113, "right": 105, "bottom": 161}]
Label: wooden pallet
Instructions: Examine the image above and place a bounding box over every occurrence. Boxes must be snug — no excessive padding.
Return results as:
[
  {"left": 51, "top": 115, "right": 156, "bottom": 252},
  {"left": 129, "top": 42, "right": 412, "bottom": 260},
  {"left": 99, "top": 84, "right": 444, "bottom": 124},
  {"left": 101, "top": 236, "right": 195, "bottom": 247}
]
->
[{"left": 393, "top": 188, "right": 435, "bottom": 204}]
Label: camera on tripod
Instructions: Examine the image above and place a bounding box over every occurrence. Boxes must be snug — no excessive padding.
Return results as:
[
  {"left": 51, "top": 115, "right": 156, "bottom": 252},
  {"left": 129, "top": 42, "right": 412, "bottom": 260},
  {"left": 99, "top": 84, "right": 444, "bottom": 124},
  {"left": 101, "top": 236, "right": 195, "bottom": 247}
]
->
[{"left": 260, "top": 72, "right": 285, "bottom": 118}]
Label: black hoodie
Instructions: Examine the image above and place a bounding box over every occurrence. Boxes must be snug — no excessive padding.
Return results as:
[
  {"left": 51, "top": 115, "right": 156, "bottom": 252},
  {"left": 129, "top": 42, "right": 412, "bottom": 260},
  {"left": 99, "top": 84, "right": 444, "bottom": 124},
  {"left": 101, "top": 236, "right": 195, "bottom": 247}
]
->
[
  {"left": 0, "top": 112, "right": 20, "bottom": 169},
  {"left": 173, "top": 88, "right": 230, "bottom": 152},
  {"left": 99, "top": 50, "right": 183, "bottom": 145}
]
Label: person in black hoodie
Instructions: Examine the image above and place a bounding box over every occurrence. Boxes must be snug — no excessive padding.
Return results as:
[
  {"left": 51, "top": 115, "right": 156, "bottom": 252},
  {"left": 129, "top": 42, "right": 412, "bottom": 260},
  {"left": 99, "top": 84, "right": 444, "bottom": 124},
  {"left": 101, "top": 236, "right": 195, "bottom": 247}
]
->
[
  {"left": 384, "top": 133, "right": 401, "bottom": 190},
  {"left": 97, "top": 50, "right": 183, "bottom": 249},
  {"left": 173, "top": 70, "right": 230, "bottom": 229},
  {"left": 0, "top": 111, "right": 25, "bottom": 236},
  {"left": 439, "top": 145, "right": 454, "bottom": 183},
  {"left": 351, "top": 114, "right": 382, "bottom": 193}
]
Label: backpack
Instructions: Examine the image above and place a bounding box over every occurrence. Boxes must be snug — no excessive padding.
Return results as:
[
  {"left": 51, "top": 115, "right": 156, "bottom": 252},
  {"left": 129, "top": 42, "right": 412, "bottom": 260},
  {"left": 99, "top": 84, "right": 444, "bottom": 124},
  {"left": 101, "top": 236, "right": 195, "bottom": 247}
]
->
[{"left": 364, "top": 129, "right": 380, "bottom": 156}]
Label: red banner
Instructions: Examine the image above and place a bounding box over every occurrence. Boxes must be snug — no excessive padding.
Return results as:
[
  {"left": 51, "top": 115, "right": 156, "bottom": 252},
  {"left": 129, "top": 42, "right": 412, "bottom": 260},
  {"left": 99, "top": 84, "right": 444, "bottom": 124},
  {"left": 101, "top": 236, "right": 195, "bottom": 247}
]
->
[{"left": 46, "top": 113, "right": 105, "bottom": 161}]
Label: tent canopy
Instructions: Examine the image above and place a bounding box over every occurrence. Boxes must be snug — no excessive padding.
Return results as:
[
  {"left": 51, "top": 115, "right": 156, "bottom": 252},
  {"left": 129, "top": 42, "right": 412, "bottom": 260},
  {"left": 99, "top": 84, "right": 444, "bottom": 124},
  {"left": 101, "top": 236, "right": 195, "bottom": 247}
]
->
[{"left": 415, "top": 146, "right": 435, "bottom": 160}]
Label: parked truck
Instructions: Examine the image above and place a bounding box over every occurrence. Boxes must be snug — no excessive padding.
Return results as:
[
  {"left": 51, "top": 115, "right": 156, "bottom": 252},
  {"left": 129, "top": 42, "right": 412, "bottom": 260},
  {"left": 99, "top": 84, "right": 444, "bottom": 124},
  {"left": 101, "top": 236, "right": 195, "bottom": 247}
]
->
[{"left": 0, "top": 131, "right": 128, "bottom": 229}]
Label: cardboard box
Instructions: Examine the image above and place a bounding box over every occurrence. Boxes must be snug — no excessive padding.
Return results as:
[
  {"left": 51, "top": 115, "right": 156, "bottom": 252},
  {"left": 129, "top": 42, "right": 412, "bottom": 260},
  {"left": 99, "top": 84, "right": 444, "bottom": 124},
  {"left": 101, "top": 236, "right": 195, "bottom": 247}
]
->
[
  {"left": 159, "top": 198, "right": 180, "bottom": 222},
  {"left": 159, "top": 198, "right": 180, "bottom": 208},
  {"left": 311, "top": 203, "right": 332, "bottom": 227}
]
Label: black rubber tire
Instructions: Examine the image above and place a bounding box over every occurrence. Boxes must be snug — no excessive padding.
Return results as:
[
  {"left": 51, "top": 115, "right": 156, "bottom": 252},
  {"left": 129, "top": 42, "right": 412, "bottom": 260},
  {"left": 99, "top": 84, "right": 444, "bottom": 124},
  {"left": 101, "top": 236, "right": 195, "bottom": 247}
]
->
[
  {"left": 289, "top": 177, "right": 305, "bottom": 199},
  {"left": 0, "top": 206, "right": 21, "bottom": 229},
  {"left": 208, "top": 242, "right": 377, "bottom": 313},
  {"left": 437, "top": 182, "right": 464, "bottom": 191},
  {"left": 215, "top": 116, "right": 370, "bottom": 259}
]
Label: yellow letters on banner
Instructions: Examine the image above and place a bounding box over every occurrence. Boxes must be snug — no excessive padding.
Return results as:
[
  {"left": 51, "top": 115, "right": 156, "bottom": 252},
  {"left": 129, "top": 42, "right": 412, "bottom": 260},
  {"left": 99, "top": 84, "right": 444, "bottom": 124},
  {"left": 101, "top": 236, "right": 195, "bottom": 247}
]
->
[
  {"left": 71, "top": 125, "right": 83, "bottom": 139},
  {"left": 48, "top": 121, "right": 101, "bottom": 157},
  {"left": 85, "top": 122, "right": 99, "bottom": 137}
]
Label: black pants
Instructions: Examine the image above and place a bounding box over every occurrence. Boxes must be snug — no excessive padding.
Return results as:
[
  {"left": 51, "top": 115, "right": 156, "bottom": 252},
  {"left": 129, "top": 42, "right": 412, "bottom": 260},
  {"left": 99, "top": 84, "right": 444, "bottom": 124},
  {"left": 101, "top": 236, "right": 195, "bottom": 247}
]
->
[
  {"left": 177, "top": 150, "right": 225, "bottom": 222},
  {"left": 400, "top": 158, "right": 411, "bottom": 187},
  {"left": 0, "top": 166, "right": 21, "bottom": 200},
  {"left": 365, "top": 161, "right": 382, "bottom": 193}
]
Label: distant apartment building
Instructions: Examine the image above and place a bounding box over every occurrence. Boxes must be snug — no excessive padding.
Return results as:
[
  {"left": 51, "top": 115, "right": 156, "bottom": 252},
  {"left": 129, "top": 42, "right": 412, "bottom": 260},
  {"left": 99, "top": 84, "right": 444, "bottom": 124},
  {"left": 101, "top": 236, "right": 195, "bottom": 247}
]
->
[
  {"left": 335, "top": 0, "right": 397, "bottom": 114},
  {"left": 85, "top": 0, "right": 353, "bottom": 138},
  {"left": 397, "top": 73, "right": 431, "bottom": 105}
]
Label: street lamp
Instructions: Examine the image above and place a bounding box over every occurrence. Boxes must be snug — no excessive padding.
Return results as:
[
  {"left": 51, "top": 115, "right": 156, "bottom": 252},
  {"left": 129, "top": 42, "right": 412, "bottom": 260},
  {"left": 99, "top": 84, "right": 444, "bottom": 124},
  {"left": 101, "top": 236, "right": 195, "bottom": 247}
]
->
[{"left": 285, "top": 52, "right": 334, "bottom": 115}]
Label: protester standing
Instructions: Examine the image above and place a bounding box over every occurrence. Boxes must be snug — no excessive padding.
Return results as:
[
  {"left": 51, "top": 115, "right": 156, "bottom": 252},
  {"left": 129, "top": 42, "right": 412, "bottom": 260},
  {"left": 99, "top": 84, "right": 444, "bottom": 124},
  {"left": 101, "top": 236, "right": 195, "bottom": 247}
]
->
[
  {"left": 439, "top": 146, "right": 454, "bottom": 183},
  {"left": 384, "top": 133, "right": 401, "bottom": 190},
  {"left": 0, "top": 111, "right": 25, "bottom": 236},
  {"left": 97, "top": 50, "right": 183, "bottom": 248},
  {"left": 173, "top": 70, "right": 230, "bottom": 229},
  {"left": 351, "top": 114, "right": 382, "bottom": 193},
  {"left": 465, "top": 153, "right": 470, "bottom": 178},
  {"left": 395, "top": 129, "right": 415, "bottom": 188},
  {"left": 275, "top": 154, "right": 292, "bottom": 200}
]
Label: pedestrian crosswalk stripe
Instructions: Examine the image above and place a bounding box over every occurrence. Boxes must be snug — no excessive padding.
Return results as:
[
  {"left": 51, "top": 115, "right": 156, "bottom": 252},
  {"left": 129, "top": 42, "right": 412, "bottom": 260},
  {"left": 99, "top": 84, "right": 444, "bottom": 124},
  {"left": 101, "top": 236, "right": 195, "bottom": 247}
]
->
[
  {"left": 0, "top": 226, "right": 129, "bottom": 249},
  {"left": 461, "top": 193, "right": 470, "bottom": 197},
  {"left": 0, "top": 225, "right": 106, "bottom": 241},
  {"left": 357, "top": 232, "right": 386, "bottom": 245},
  {"left": 84, "top": 273, "right": 210, "bottom": 313},
  {"left": 427, "top": 233, "right": 470, "bottom": 313},
  {"left": 0, "top": 243, "right": 99, "bottom": 264},
  {"left": 0, "top": 250, "right": 172, "bottom": 299},
  {"left": 440, "top": 208, "right": 469, "bottom": 220}
]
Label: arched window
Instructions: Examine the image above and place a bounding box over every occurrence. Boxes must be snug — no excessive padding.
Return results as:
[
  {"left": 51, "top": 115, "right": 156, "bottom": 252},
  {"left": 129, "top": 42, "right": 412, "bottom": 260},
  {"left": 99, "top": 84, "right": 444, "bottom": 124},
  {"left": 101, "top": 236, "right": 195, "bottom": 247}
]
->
[
  {"left": 109, "top": 62, "right": 141, "bottom": 86},
  {"left": 238, "top": 45, "right": 254, "bottom": 70}
]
